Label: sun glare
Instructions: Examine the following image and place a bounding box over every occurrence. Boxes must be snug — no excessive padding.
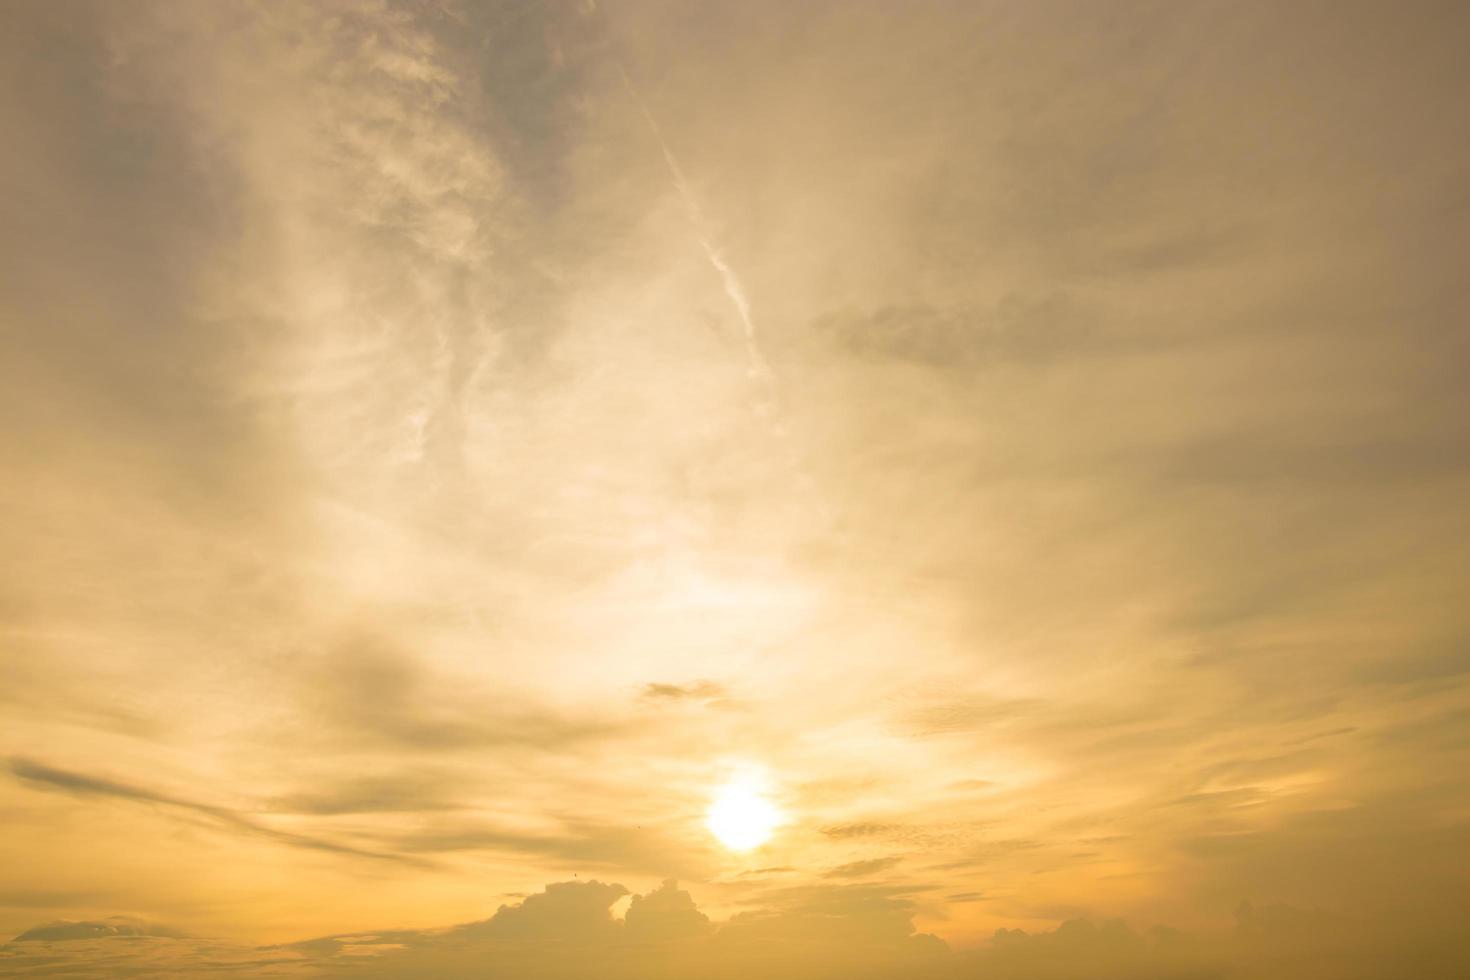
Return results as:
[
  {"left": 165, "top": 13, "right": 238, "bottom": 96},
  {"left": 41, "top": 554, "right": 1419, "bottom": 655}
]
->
[{"left": 706, "top": 769, "right": 782, "bottom": 851}]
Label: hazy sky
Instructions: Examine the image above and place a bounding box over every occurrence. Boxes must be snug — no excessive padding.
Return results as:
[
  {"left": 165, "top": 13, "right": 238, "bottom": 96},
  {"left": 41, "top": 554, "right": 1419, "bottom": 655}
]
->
[{"left": 3, "top": 1, "right": 1469, "bottom": 977}]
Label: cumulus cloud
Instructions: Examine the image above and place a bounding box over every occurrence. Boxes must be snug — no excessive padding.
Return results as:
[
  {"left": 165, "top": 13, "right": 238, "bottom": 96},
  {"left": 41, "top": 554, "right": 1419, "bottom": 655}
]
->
[
  {"left": 454, "top": 880, "right": 629, "bottom": 943},
  {"left": 623, "top": 879, "right": 712, "bottom": 942},
  {"left": 4, "top": 880, "right": 945, "bottom": 978}
]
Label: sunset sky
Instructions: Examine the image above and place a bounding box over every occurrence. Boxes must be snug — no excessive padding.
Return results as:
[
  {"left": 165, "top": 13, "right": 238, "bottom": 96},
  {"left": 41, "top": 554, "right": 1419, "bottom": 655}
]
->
[{"left": 3, "top": 2, "right": 1469, "bottom": 977}]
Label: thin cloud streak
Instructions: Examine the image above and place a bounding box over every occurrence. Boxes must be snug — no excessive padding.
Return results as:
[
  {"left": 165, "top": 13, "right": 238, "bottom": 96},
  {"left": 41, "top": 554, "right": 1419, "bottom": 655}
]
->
[{"left": 8, "top": 759, "right": 431, "bottom": 870}]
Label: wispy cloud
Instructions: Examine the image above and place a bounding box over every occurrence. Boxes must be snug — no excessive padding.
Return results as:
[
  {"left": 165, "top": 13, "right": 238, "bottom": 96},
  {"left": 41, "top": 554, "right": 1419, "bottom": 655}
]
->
[{"left": 9, "top": 759, "right": 429, "bottom": 869}]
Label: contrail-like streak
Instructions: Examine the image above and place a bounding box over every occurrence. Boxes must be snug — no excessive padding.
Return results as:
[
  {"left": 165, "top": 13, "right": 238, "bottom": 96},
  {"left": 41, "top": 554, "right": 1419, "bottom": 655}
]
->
[
  {"left": 616, "top": 65, "right": 776, "bottom": 392},
  {"left": 605, "top": 36, "right": 826, "bottom": 519}
]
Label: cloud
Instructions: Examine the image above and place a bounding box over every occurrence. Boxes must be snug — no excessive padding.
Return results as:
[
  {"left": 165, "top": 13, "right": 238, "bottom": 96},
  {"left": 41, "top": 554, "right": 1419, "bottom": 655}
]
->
[
  {"left": 7, "top": 758, "right": 428, "bottom": 869},
  {"left": 819, "top": 823, "right": 899, "bottom": 839},
  {"left": 823, "top": 856, "right": 903, "bottom": 878},
  {"left": 379, "top": 816, "right": 705, "bottom": 879},
  {"left": 268, "top": 772, "right": 467, "bottom": 816},
  {"left": 455, "top": 880, "right": 628, "bottom": 942},
  {"left": 961, "top": 918, "right": 1210, "bottom": 980},
  {"left": 6, "top": 879, "right": 1470, "bottom": 980},
  {"left": 304, "top": 638, "right": 631, "bottom": 753},
  {"left": 3, "top": 0, "right": 1470, "bottom": 970},
  {"left": 813, "top": 297, "right": 1104, "bottom": 369},
  {"left": 0, "top": 880, "right": 935, "bottom": 976},
  {"left": 624, "top": 879, "right": 712, "bottom": 941},
  {"left": 10, "top": 916, "right": 185, "bottom": 943},
  {"left": 640, "top": 680, "right": 728, "bottom": 702}
]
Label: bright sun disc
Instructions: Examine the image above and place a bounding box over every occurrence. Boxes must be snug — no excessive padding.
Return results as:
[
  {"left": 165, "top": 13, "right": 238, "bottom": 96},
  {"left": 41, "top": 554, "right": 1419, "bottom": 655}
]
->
[{"left": 706, "top": 771, "right": 782, "bottom": 851}]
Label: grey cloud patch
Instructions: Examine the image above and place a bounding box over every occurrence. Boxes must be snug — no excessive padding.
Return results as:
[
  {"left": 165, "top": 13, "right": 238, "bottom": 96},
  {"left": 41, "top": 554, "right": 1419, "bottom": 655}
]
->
[
  {"left": 948, "top": 779, "right": 996, "bottom": 792},
  {"left": 456, "top": 0, "right": 604, "bottom": 214},
  {"left": 313, "top": 639, "right": 628, "bottom": 751},
  {"left": 0, "top": 936, "right": 318, "bottom": 978},
  {"left": 737, "top": 866, "right": 796, "bottom": 878},
  {"left": 1355, "top": 641, "right": 1470, "bottom": 687},
  {"left": 381, "top": 817, "right": 704, "bottom": 879},
  {"left": 946, "top": 891, "right": 985, "bottom": 903},
  {"left": 813, "top": 296, "right": 1105, "bottom": 368},
  {"left": 8, "top": 758, "right": 429, "bottom": 869},
  {"left": 0, "top": 0, "right": 265, "bottom": 478},
  {"left": 820, "top": 822, "right": 899, "bottom": 839},
  {"left": 641, "top": 679, "right": 728, "bottom": 702},
  {"left": 269, "top": 771, "right": 467, "bottom": 816},
  {"left": 823, "top": 856, "right": 903, "bottom": 879},
  {"left": 11, "top": 916, "right": 185, "bottom": 943}
]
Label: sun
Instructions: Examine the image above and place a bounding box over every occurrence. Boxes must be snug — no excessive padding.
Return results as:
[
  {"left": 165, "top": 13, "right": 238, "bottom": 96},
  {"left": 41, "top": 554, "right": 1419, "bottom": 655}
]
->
[{"left": 706, "top": 769, "right": 782, "bottom": 851}]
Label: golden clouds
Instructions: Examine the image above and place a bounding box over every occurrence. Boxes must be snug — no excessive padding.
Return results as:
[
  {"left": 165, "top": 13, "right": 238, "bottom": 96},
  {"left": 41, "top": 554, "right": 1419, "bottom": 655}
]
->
[{"left": 2, "top": 2, "right": 1470, "bottom": 976}]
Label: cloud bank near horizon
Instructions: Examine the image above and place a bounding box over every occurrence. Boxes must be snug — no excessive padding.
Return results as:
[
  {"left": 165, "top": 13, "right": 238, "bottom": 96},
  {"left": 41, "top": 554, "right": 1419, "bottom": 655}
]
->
[{"left": 4, "top": 878, "right": 1462, "bottom": 980}]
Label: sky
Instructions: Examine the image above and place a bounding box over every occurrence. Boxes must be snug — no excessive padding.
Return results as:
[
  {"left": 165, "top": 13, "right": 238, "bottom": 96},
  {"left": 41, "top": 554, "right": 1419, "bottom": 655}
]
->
[{"left": 2, "top": 1, "right": 1469, "bottom": 977}]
